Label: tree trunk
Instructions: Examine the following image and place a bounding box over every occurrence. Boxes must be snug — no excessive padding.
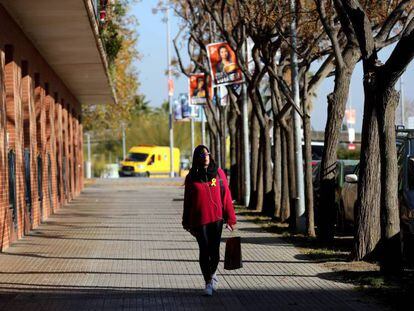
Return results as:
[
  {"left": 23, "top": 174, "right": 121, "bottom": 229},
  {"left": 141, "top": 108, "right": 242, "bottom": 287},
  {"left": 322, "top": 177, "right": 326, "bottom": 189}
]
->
[
  {"left": 318, "top": 48, "right": 359, "bottom": 242},
  {"left": 269, "top": 73, "right": 284, "bottom": 220},
  {"left": 262, "top": 122, "right": 275, "bottom": 216},
  {"left": 256, "top": 138, "right": 264, "bottom": 211},
  {"left": 273, "top": 123, "right": 282, "bottom": 219},
  {"left": 238, "top": 115, "right": 245, "bottom": 204},
  {"left": 304, "top": 98, "right": 316, "bottom": 237},
  {"left": 204, "top": 105, "right": 218, "bottom": 152},
  {"left": 286, "top": 122, "right": 296, "bottom": 229},
  {"left": 318, "top": 72, "right": 351, "bottom": 242},
  {"left": 280, "top": 129, "right": 291, "bottom": 221},
  {"left": 378, "top": 86, "right": 401, "bottom": 274},
  {"left": 219, "top": 105, "right": 227, "bottom": 169},
  {"left": 354, "top": 84, "right": 381, "bottom": 261},
  {"left": 249, "top": 113, "right": 260, "bottom": 209},
  {"left": 208, "top": 127, "right": 217, "bottom": 160},
  {"left": 228, "top": 101, "right": 239, "bottom": 201}
]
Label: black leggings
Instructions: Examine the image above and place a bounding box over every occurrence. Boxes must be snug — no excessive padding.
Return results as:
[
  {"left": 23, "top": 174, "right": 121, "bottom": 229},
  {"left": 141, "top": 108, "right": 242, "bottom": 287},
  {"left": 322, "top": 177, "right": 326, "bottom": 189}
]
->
[{"left": 195, "top": 220, "right": 223, "bottom": 283}]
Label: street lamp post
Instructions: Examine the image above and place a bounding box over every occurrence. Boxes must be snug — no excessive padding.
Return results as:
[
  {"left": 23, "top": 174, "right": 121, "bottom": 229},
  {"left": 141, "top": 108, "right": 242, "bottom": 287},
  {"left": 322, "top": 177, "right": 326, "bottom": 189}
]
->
[
  {"left": 167, "top": 3, "right": 174, "bottom": 178},
  {"left": 290, "top": 0, "right": 306, "bottom": 233},
  {"left": 242, "top": 42, "right": 250, "bottom": 207},
  {"left": 121, "top": 122, "right": 126, "bottom": 161},
  {"left": 201, "top": 107, "right": 206, "bottom": 145},
  {"left": 190, "top": 116, "right": 195, "bottom": 156}
]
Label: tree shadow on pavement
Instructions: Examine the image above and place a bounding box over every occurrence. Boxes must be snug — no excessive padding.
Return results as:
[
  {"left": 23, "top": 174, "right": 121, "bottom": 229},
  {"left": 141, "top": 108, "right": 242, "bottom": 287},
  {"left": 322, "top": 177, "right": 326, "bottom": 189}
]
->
[
  {"left": 316, "top": 269, "right": 414, "bottom": 311},
  {"left": 0, "top": 286, "right": 384, "bottom": 311}
]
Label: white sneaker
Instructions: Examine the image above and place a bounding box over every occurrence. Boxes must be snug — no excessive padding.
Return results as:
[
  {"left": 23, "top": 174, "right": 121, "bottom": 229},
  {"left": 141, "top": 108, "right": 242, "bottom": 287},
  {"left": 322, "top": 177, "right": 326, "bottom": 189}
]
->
[
  {"left": 211, "top": 274, "right": 219, "bottom": 291},
  {"left": 204, "top": 282, "right": 213, "bottom": 296}
]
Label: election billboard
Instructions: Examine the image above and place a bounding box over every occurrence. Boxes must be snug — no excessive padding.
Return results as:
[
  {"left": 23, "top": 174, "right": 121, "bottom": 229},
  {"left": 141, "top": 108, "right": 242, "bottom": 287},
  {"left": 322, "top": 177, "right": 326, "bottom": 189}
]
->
[{"left": 207, "top": 42, "right": 244, "bottom": 87}]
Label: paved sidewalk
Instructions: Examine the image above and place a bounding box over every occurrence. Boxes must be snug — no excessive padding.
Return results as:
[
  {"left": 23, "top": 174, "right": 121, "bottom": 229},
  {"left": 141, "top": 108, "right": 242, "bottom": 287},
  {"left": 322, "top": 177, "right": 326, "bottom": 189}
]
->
[{"left": 0, "top": 179, "right": 385, "bottom": 310}]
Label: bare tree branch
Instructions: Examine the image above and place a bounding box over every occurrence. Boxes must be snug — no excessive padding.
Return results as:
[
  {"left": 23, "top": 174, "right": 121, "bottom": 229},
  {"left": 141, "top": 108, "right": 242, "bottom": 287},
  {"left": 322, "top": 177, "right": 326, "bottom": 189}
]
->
[
  {"left": 316, "top": 0, "right": 345, "bottom": 69},
  {"left": 376, "top": 0, "right": 412, "bottom": 42},
  {"left": 382, "top": 16, "right": 414, "bottom": 87}
]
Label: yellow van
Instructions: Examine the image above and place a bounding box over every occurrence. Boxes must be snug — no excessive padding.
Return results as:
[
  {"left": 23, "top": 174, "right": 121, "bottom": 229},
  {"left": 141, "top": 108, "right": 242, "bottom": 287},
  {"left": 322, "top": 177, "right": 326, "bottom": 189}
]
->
[{"left": 119, "top": 145, "right": 180, "bottom": 177}]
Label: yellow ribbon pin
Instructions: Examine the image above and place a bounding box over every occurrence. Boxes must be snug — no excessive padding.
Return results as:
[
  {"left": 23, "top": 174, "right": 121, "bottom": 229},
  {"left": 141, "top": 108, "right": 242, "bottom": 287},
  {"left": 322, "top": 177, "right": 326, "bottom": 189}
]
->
[{"left": 211, "top": 178, "right": 217, "bottom": 187}]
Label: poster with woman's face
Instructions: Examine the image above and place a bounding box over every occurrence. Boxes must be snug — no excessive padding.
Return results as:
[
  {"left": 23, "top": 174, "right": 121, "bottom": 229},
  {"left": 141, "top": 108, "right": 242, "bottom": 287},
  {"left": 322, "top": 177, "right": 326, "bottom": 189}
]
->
[
  {"left": 207, "top": 42, "right": 244, "bottom": 87},
  {"left": 188, "top": 73, "right": 212, "bottom": 105}
]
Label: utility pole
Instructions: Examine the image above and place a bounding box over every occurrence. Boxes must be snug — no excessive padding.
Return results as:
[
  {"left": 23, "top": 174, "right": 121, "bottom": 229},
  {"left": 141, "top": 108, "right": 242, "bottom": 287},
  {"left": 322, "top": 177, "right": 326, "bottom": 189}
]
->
[
  {"left": 86, "top": 133, "right": 92, "bottom": 179},
  {"left": 400, "top": 75, "right": 405, "bottom": 126},
  {"left": 290, "top": 0, "right": 306, "bottom": 233},
  {"left": 242, "top": 41, "right": 250, "bottom": 207},
  {"left": 167, "top": 3, "right": 174, "bottom": 178},
  {"left": 190, "top": 116, "right": 195, "bottom": 157},
  {"left": 201, "top": 107, "right": 206, "bottom": 145},
  {"left": 122, "top": 123, "right": 126, "bottom": 160}
]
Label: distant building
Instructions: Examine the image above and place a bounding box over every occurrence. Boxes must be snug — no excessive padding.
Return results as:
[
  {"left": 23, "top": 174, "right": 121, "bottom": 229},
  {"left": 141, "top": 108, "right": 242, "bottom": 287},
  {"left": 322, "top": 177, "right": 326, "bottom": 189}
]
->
[{"left": 0, "top": 0, "right": 115, "bottom": 249}]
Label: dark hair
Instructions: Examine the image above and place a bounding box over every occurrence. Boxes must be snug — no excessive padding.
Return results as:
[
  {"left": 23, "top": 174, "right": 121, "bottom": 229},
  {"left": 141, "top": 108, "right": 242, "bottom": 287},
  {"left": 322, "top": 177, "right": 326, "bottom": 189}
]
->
[
  {"left": 189, "top": 145, "right": 218, "bottom": 182},
  {"left": 191, "top": 145, "right": 212, "bottom": 167},
  {"left": 218, "top": 45, "right": 231, "bottom": 62}
]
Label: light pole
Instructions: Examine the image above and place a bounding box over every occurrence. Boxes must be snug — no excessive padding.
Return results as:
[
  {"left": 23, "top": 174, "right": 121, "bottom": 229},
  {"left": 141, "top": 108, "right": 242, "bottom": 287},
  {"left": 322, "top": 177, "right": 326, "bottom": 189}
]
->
[
  {"left": 190, "top": 116, "right": 195, "bottom": 156},
  {"left": 121, "top": 122, "right": 126, "bottom": 160},
  {"left": 201, "top": 107, "right": 206, "bottom": 145},
  {"left": 290, "top": 0, "right": 306, "bottom": 233},
  {"left": 242, "top": 42, "right": 250, "bottom": 207},
  {"left": 166, "top": 3, "right": 174, "bottom": 178}
]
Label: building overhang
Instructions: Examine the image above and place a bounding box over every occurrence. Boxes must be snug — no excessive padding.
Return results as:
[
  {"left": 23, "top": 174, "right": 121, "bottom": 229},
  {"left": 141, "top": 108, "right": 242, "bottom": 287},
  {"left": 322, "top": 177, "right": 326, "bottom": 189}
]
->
[{"left": 0, "top": 0, "right": 116, "bottom": 106}]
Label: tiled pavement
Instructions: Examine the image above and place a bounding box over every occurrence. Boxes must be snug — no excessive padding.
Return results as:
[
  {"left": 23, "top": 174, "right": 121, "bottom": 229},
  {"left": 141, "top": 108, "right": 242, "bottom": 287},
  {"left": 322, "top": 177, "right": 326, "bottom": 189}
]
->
[{"left": 0, "top": 179, "right": 386, "bottom": 311}]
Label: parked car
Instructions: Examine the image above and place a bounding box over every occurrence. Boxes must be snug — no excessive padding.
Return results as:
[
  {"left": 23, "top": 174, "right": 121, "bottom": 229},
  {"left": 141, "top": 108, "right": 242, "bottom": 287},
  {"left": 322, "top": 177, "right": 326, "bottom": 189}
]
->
[
  {"left": 312, "top": 159, "right": 359, "bottom": 224},
  {"left": 340, "top": 129, "right": 414, "bottom": 261}
]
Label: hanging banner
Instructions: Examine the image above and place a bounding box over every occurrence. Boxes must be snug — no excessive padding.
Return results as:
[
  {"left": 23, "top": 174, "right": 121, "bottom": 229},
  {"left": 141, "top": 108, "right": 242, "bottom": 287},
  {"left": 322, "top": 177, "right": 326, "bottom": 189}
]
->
[
  {"left": 345, "top": 108, "right": 356, "bottom": 125},
  {"left": 174, "top": 94, "right": 192, "bottom": 122},
  {"left": 188, "top": 74, "right": 212, "bottom": 105},
  {"left": 168, "top": 78, "right": 174, "bottom": 97},
  {"left": 190, "top": 105, "right": 203, "bottom": 122},
  {"left": 179, "top": 93, "right": 191, "bottom": 119},
  {"left": 173, "top": 99, "right": 182, "bottom": 121},
  {"left": 207, "top": 42, "right": 244, "bottom": 87}
]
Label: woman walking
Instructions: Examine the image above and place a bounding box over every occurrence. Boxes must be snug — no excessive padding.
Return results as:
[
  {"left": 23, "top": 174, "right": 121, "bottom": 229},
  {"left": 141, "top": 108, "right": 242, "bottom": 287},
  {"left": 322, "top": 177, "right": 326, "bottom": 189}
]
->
[{"left": 182, "top": 145, "right": 236, "bottom": 296}]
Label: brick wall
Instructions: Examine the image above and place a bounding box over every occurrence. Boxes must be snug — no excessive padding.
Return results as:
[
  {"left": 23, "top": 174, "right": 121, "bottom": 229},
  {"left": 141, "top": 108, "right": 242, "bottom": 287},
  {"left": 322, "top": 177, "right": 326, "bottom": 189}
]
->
[{"left": 0, "top": 5, "right": 84, "bottom": 250}]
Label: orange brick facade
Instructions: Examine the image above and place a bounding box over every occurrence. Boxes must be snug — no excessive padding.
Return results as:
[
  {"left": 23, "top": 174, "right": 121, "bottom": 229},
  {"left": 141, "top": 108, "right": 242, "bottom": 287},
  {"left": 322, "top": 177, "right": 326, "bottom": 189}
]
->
[{"left": 0, "top": 6, "right": 84, "bottom": 250}]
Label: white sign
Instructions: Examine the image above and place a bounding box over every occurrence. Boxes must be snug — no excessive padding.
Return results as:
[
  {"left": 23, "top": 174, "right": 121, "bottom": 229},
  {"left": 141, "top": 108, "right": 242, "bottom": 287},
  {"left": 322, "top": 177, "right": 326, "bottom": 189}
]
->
[
  {"left": 348, "top": 127, "right": 355, "bottom": 143},
  {"left": 219, "top": 85, "right": 229, "bottom": 106}
]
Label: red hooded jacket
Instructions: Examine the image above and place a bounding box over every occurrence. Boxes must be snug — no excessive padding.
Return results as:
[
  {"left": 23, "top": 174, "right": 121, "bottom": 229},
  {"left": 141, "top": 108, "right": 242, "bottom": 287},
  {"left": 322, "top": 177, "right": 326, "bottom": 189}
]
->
[{"left": 182, "top": 168, "right": 237, "bottom": 229}]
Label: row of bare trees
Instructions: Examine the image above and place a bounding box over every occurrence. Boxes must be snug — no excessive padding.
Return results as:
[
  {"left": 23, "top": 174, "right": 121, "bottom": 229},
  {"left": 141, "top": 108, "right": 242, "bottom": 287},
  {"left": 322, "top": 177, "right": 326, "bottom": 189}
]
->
[{"left": 170, "top": 0, "right": 414, "bottom": 273}]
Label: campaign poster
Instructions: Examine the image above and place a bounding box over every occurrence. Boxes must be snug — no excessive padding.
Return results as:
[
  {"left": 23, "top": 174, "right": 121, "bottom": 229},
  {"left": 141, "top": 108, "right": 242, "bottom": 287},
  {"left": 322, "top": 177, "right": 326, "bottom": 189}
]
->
[
  {"left": 190, "top": 105, "right": 203, "bottom": 122},
  {"left": 207, "top": 42, "right": 244, "bottom": 87},
  {"left": 173, "top": 99, "right": 182, "bottom": 121},
  {"left": 188, "top": 74, "right": 212, "bottom": 105},
  {"left": 179, "top": 93, "right": 191, "bottom": 119}
]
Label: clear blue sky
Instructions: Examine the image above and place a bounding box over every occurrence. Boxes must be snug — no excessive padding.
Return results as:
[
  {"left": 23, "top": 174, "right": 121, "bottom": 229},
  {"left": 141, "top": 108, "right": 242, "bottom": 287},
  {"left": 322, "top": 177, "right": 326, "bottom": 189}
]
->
[{"left": 132, "top": 0, "right": 414, "bottom": 131}]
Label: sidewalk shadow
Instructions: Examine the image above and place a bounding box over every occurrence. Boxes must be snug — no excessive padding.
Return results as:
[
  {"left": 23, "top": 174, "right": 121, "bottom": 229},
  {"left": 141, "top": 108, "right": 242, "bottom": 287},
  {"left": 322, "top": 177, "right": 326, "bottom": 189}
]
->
[{"left": 0, "top": 285, "right": 384, "bottom": 311}]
